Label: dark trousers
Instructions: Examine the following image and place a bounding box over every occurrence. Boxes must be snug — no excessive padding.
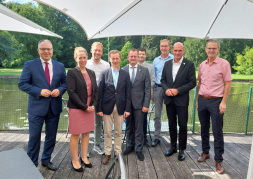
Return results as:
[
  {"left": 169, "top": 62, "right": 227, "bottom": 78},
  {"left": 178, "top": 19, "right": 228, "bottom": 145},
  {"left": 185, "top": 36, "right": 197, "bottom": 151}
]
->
[
  {"left": 143, "top": 112, "right": 148, "bottom": 141},
  {"left": 28, "top": 105, "right": 60, "bottom": 166},
  {"left": 166, "top": 100, "right": 188, "bottom": 150},
  {"left": 198, "top": 97, "right": 224, "bottom": 162},
  {"left": 126, "top": 108, "right": 144, "bottom": 152}
]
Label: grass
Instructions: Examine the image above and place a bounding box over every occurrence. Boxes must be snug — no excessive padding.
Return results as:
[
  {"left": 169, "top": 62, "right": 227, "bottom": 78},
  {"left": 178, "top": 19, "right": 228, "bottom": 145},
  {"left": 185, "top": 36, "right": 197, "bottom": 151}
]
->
[{"left": 1, "top": 68, "right": 253, "bottom": 80}]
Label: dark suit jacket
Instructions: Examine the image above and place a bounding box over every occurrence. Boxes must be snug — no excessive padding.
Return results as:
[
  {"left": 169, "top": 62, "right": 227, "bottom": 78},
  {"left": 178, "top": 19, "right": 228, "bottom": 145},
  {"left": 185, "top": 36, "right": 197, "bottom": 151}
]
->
[
  {"left": 18, "top": 58, "right": 66, "bottom": 116},
  {"left": 66, "top": 67, "right": 98, "bottom": 111},
  {"left": 161, "top": 58, "right": 196, "bottom": 106},
  {"left": 122, "top": 64, "right": 151, "bottom": 109},
  {"left": 96, "top": 68, "right": 131, "bottom": 115}
]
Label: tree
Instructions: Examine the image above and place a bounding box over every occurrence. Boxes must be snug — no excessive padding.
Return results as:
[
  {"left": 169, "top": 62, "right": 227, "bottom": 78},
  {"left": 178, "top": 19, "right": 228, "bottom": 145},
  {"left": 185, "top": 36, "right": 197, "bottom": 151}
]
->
[
  {"left": 0, "top": 33, "right": 18, "bottom": 67},
  {"left": 233, "top": 46, "right": 253, "bottom": 75},
  {"left": 184, "top": 38, "right": 207, "bottom": 68},
  {"left": 120, "top": 41, "right": 133, "bottom": 67}
]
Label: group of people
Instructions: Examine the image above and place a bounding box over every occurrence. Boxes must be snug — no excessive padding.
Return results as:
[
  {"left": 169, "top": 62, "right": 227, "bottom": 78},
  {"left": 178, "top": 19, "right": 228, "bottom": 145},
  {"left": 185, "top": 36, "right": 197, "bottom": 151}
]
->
[{"left": 18, "top": 38, "right": 231, "bottom": 174}]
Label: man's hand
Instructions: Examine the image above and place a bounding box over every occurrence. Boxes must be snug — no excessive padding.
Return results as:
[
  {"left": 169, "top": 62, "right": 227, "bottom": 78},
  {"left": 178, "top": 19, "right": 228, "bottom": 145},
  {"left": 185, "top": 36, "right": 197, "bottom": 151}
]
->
[
  {"left": 219, "top": 101, "right": 226, "bottom": 114},
  {"left": 97, "top": 112, "right": 103, "bottom": 116},
  {"left": 51, "top": 89, "right": 60, "bottom": 97},
  {"left": 165, "top": 89, "right": 173, "bottom": 96},
  {"left": 40, "top": 89, "right": 51, "bottom": 97},
  {"left": 142, "top": 107, "right": 149, "bottom": 113},
  {"left": 170, "top": 89, "right": 179, "bottom": 96},
  {"left": 124, "top": 112, "right": 130, "bottom": 118}
]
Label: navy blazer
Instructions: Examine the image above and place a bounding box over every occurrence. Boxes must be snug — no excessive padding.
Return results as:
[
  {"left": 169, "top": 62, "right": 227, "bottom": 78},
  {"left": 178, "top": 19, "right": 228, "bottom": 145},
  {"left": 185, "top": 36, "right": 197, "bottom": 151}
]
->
[
  {"left": 161, "top": 58, "right": 196, "bottom": 106},
  {"left": 18, "top": 58, "right": 66, "bottom": 116},
  {"left": 96, "top": 68, "right": 131, "bottom": 115},
  {"left": 66, "top": 67, "right": 98, "bottom": 111}
]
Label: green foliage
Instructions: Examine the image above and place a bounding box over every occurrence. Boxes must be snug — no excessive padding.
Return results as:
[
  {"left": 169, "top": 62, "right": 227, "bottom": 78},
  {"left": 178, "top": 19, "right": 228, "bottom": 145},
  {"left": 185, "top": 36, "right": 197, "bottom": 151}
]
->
[
  {"left": 0, "top": 33, "right": 18, "bottom": 67},
  {"left": 120, "top": 41, "right": 133, "bottom": 67},
  {"left": 233, "top": 46, "right": 253, "bottom": 75},
  {"left": 184, "top": 38, "right": 207, "bottom": 68}
]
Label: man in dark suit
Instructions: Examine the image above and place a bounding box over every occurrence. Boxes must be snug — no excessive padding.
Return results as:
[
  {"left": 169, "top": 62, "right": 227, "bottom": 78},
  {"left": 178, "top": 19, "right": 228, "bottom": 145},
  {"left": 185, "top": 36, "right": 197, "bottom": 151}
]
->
[
  {"left": 161, "top": 42, "right": 196, "bottom": 161},
  {"left": 18, "top": 39, "right": 66, "bottom": 170},
  {"left": 122, "top": 49, "right": 151, "bottom": 161},
  {"left": 96, "top": 50, "right": 131, "bottom": 165}
]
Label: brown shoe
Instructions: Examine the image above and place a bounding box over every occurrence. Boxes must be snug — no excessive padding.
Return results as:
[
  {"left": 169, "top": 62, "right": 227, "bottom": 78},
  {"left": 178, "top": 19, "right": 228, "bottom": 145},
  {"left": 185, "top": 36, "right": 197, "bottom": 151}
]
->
[
  {"left": 102, "top": 155, "right": 111, "bottom": 165},
  {"left": 216, "top": 161, "right": 224, "bottom": 174},
  {"left": 197, "top": 153, "right": 210, "bottom": 162}
]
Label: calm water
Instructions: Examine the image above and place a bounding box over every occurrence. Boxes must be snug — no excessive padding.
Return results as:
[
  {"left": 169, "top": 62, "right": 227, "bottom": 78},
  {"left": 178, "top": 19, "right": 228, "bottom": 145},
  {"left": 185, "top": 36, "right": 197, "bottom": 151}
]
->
[{"left": 0, "top": 78, "right": 252, "bottom": 131}]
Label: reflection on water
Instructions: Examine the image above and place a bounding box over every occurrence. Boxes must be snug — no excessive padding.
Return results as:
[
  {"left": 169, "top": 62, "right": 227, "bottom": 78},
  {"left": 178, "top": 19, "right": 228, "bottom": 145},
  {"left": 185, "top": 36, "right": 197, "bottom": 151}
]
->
[
  {"left": 0, "top": 78, "right": 252, "bottom": 131},
  {"left": 0, "top": 78, "right": 68, "bottom": 130}
]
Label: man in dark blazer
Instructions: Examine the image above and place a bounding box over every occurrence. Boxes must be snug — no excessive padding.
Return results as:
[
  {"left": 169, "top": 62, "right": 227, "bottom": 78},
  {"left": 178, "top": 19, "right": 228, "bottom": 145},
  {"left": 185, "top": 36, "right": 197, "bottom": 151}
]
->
[
  {"left": 161, "top": 42, "right": 196, "bottom": 161},
  {"left": 18, "top": 40, "right": 66, "bottom": 170},
  {"left": 122, "top": 49, "right": 151, "bottom": 161},
  {"left": 96, "top": 50, "right": 131, "bottom": 165}
]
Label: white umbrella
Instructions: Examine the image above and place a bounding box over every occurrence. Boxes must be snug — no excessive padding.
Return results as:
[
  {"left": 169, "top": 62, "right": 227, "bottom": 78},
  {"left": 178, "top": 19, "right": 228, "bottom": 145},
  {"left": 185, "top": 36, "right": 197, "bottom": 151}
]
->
[
  {"left": 0, "top": 4, "right": 63, "bottom": 38},
  {"left": 35, "top": 0, "right": 253, "bottom": 40}
]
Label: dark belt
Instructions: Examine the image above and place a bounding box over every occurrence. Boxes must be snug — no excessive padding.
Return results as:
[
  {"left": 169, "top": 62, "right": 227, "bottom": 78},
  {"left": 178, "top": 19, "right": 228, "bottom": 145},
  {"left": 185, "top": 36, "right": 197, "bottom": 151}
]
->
[
  {"left": 155, "top": 83, "right": 162, "bottom": 87},
  {"left": 199, "top": 95, "right": 219, "bottom": 100}
]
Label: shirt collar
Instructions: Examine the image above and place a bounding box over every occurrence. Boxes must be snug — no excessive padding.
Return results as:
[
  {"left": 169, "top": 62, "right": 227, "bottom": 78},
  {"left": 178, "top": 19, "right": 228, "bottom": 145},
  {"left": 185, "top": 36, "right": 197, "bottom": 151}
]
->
[
  {"left": 205, "top": 56, "right": 219, "bottom": 64},
  {"left": 159, "top": 53, "right": 174, "bottom": 60},
  {"left": 173, "top": 57, "right": 183, "bottom": 64},
  {"left": 40, "top": 58, "right": 52, "bottom": 65},
  {"left": 91, "top": 58, "right": 102, "bottom": 64},
  {"left": 111, "top": 67, "right": 119, "bottom": 72},
  {"left": 129, "top": 64, "right": 138, "bottom": 68}
]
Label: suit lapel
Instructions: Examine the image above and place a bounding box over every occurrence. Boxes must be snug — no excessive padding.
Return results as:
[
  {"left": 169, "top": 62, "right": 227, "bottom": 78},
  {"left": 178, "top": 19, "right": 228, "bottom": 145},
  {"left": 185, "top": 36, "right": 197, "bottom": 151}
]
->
[
  {"left": 36, "top": 58, "right": 50, "bottom": 86},
  {"left": 75, "top": 67, "right": 87, "bottom": 89},
  {"left": 108, "top": 68, "right": 116, "bottom": 90},
  {"left": 168, "top": 60, "right": 173, "bottom": 83},
  {"left": 51, "top": 60, "right": 56, "bottom": 86},
  {"left": 134, "top": 64, "right": 141, "bottom": 85},
  {"left": 174, "top": 58, "right": 186, "bottom": 83}
]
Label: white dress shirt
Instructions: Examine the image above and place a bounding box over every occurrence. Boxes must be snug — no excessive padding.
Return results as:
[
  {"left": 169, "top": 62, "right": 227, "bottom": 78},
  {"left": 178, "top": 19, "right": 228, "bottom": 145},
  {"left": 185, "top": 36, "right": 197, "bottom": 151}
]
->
[
  {"left": 128, "top": 64, "right": 138, "bottom": 80},
  {"left": 172, "top": 57, "right": 183, "bottom": 82}
]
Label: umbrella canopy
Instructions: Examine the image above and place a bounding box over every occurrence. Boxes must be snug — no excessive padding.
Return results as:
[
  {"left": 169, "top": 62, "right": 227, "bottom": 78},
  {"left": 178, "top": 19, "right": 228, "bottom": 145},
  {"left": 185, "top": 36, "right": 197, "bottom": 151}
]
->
[
  {"left": 0, "top": 4, "right": 63, "bottom": 38},
  {"left": 35, "top": 0, "right": 253, "bottom": 40}
]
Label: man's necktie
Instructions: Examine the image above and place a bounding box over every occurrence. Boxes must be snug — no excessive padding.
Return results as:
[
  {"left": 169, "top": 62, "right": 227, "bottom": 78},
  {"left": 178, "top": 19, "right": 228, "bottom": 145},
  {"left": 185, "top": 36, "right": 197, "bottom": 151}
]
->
[
  {"left": 131, "top": 67, "right": 135, "bottom": 84},
  {"left": 45, "top": 62, "right": 50, "bottom": 85}
]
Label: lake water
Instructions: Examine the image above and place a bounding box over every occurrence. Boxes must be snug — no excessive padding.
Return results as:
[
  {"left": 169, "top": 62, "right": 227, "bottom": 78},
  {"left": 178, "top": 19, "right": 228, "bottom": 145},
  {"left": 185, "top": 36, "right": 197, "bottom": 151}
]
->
[{"left": 0, "top": 78, "right": 252, "bottom": 132}]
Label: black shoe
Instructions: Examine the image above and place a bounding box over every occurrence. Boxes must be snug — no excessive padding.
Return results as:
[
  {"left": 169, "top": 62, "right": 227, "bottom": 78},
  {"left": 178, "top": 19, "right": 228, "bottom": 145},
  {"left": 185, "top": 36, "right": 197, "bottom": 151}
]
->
[
  {"left": 71, "top": 161, "right": 84, "bottom": 172},
  {"left": 178, "top": 150, "right": 185, "bottom": 161},
  {"left": 79, "top": 156, "right": 92, "bottom": 168},
  {"left": 165, "top": 148, "right": 177, "bottom": 157},
  {"left": 136, "top": 151, "right": 144, "bottom": 161},
  {"left": 144, "top": 139, "right": 151, "bottom": 147},
  {"left": 41, "top": 161, "right": 58, "bottom": 171},
  {"left": 151, "top": 139, "right": 160, "bottom": 147},
  {"left": 123, "top": 146, "right": 134, "bottom": 155}
]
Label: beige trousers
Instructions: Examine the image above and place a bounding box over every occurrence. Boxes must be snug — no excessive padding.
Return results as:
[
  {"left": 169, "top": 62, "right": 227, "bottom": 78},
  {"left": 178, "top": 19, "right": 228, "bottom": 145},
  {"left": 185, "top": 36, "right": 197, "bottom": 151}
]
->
[{"left": 103, "top": 105, "right": 124, "bottom": 155}]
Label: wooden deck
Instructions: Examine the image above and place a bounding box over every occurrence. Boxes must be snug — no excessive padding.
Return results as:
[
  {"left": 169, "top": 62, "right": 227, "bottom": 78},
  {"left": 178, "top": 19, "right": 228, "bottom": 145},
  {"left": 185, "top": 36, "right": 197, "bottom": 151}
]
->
[{"left": 0, "top": 131, "right": 251, "bottom": 179}]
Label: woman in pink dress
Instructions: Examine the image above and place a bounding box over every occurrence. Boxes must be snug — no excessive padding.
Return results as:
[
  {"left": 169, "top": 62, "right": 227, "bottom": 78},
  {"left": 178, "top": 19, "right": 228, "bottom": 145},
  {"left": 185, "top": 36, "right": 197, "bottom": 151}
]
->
[{"left": 66, "top": 47, "right": 98, "bottom": 172}]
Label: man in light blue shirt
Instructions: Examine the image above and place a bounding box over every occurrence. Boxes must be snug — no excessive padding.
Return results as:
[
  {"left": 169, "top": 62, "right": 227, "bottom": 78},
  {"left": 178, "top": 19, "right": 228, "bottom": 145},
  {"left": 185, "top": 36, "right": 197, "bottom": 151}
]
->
[{"left": 152, "top": 39, "right": 174, "bottom": 147}]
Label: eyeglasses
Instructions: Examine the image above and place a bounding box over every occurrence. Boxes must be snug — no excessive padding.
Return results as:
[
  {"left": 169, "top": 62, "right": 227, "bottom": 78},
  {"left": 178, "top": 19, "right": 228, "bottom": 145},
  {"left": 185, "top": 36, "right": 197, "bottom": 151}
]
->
[
  {"left": 207, "top": 48, "right": 218, "bottom": 51},
  {"left": 160, "top": 45, "right": 169, "bottom": 48},
  {"left": 39, "top": 48, "right": 53, "bottom": 51}
]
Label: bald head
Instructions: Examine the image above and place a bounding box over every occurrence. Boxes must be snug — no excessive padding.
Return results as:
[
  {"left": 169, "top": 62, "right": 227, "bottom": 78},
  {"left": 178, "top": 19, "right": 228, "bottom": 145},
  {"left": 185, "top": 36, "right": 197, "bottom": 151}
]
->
[{"left": 172, "top": 42, "right": 185, "bottom": 62}]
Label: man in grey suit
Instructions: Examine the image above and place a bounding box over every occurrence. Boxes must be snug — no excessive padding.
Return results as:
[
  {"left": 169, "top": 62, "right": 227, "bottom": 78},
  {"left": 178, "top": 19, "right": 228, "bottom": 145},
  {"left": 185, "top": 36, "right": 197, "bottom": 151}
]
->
[
  {"left": 122, "top": 49, "right": 151, "bottom": 161},
  {"left": 138, "top": 48, "right": 155, "bottom": 147},
  {"left": 161, "top": 42, "right": 196, "bottom": 161}
]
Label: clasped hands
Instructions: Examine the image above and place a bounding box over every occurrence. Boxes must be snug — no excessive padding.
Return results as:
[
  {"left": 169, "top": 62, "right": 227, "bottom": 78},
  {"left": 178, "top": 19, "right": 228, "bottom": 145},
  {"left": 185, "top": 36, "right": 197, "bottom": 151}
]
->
[
  {"left": 86, "top": 105, "right": 95, "bottom": 112},
  {"left": 40, "top": 89, "right": 60, "bottom": 97},
  {"left": 165, "top": 88, "right": 179, "bottom": 96}
]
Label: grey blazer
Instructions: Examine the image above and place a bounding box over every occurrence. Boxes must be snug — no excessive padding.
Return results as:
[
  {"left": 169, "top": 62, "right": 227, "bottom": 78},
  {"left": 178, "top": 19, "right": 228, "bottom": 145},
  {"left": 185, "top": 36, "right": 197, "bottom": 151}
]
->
[{"left": 122, "top": 64, "right": 151, "bottom": 109}]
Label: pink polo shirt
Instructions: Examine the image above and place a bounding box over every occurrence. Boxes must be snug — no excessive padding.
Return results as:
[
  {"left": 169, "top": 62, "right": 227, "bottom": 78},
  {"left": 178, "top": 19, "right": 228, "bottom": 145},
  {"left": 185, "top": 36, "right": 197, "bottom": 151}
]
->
[{"left": 198, "top": 56, "right": 232, "bottom": 97}]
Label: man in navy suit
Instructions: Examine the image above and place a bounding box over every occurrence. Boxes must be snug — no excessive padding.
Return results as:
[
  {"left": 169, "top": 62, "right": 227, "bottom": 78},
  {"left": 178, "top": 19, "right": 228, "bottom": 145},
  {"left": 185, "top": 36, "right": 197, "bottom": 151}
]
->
[
  {"left": 161, "top": 42, "right": 196, "bottom": 161},
  {"left": 122, "top": 49, "right": 151, "bottom": 161},
  {"left": 18, "top": 39, "right": 66, "bottom": 170},
  {"left": 96, "top": 50, "right": 131, "bottom": 165}
]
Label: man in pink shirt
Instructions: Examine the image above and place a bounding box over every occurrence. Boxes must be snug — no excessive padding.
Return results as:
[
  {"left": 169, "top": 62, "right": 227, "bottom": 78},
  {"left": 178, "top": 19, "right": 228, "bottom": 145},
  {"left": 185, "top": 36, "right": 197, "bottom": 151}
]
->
[{"left": 196, "top": 39, "right": 232, "bottom": 174}]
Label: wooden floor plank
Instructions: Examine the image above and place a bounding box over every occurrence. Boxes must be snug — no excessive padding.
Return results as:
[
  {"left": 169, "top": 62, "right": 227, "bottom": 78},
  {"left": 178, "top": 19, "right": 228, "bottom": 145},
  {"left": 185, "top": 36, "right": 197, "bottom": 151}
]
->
[{"left": 0, "top": 131, "right": 251, "bottom": 179}]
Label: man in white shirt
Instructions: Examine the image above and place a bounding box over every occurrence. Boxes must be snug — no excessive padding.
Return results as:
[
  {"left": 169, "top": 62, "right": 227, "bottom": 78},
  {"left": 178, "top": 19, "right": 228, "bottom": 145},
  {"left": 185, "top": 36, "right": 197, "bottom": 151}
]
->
[{"left": 86, "top": 42, "right": 110, "bottom": 154}]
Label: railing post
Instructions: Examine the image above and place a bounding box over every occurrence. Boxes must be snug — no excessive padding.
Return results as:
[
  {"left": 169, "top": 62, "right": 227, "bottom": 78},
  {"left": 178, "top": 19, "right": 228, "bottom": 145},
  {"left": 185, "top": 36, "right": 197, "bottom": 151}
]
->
[
  {"left": 192, "top": 86, "right": 197, "bottom": 133},
  {"left": 245, "top": 87, "right": 252, "bottom": 135}
]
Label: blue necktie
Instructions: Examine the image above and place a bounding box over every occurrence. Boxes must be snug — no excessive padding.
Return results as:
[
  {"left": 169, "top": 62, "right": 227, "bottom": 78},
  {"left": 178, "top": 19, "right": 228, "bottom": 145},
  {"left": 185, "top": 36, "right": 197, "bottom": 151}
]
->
[{"left": 131, "top": 67, "right": 135, "bottom": 84}]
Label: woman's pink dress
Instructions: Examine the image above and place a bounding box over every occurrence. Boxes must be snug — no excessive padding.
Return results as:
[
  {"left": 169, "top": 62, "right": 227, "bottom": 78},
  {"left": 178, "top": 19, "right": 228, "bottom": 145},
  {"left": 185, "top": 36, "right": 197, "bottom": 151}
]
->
[{"left": 68, "top": 73, "right": 95, "bottom": 134}]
